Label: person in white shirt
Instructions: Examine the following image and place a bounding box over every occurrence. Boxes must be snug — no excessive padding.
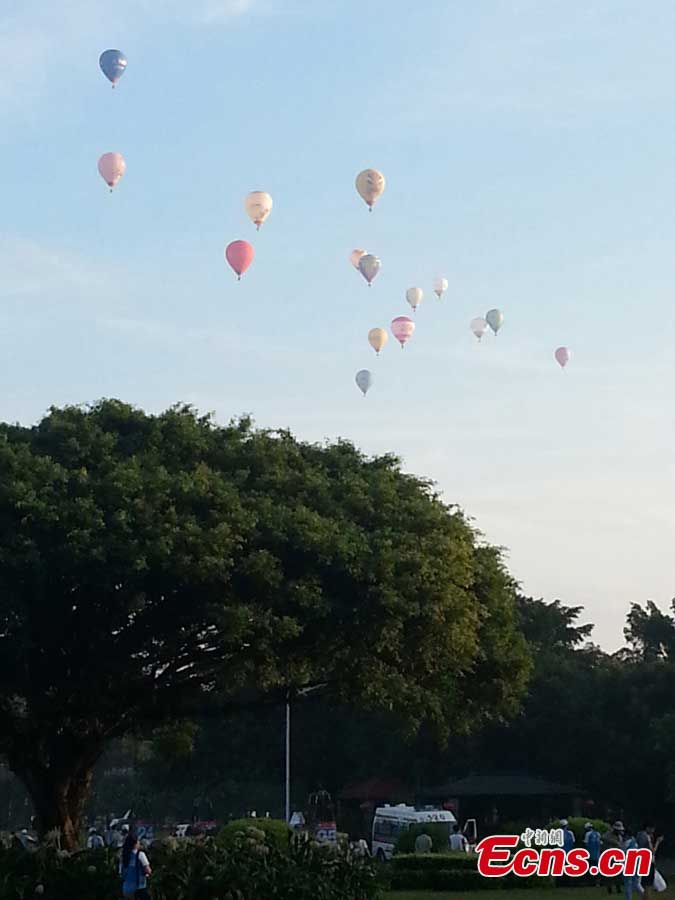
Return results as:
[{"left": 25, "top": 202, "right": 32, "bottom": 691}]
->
[{"left": 449, "top": 825, "right": 469, "bottom": 852}]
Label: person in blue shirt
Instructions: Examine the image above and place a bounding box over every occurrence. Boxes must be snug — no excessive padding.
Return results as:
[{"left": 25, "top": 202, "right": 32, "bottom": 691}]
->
[
  {"left": 585, "top": 822, "right": 602, "bottom": 883},
  {"left": 622, "top": 827, "right": 640, "bottom": 900},
  {"left": 120, "top": 832, "right": 151, "bottom": 900},
  {"left": 561, "top": 819, "right": 576, "bottom": 853}
]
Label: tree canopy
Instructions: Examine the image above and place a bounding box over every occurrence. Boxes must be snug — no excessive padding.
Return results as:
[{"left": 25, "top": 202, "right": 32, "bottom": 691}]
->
[{"left": 0, "top": 400, "right": 530, "bottom": 845}]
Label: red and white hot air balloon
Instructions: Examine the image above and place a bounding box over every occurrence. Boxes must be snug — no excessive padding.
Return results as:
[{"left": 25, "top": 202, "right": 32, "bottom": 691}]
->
[
  {"left": 225, "top": 240, "right": 254, "bottom": 280},
  {"left": 391, "top": 316, "right": 415, "bottom": 348}
]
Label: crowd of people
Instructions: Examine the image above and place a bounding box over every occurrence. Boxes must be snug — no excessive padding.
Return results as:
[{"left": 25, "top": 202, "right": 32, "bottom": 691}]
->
[{"left": 560, "top": 819, "right": 665, "bottom": 900}]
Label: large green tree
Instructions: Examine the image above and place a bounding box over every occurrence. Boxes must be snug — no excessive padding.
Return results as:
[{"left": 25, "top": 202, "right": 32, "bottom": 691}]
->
[{"left": 0, "top": 400, "right": 529, "bottom": 847}]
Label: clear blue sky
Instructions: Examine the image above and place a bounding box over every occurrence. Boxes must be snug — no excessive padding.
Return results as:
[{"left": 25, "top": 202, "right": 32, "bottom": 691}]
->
[{"left": 2, "top": 0, "right": 674, "bottom": 649}]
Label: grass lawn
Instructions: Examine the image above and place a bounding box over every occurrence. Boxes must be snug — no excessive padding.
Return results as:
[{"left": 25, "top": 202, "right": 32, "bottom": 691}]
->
[{"left": 387, "top": 890, "right": 675, "bottom": 900}]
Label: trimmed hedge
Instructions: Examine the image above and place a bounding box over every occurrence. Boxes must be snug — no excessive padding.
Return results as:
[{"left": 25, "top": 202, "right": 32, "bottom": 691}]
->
[
  {"left": 392, "top": 852, "right": 478, "bottom": 871},
  {"left": 389, "top": 849, "right": 555, "bottom": 891}
]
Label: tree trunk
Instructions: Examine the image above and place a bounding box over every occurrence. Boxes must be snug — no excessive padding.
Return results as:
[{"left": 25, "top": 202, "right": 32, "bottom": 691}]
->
[{"left": 13, "top": 757, "right": 97, "bottom": 851}]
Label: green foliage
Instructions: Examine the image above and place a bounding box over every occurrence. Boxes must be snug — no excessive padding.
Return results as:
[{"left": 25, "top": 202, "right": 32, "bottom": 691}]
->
[
  {"left": 549, "top": 818, "right": 609, "bottom": 845},
  {"left": 218, "top": 818, "right": 290, "bottom": 850},
  {"left": 0, "top": 845, "right": 119, "bottom": 900},
  {"left": 0, "top": 400, "right": 530, "bottom": 842},
  {"left": 387, "top": 854, "right": 554, "bottom": 892},
  {"left": 149, "top": 831, "right": 380, "bottom": 900},
  {"left": 0, "top": 834, "right": 380, "bottom": 900},
  {"left": 389, "top": 869, "right": 488, "bottom": 891},
  {"left": 394, "top": 823, "right": 452, "bottom": 855},
  {"left": 392, "top": 852, "right": 478, "bottom": 871}
]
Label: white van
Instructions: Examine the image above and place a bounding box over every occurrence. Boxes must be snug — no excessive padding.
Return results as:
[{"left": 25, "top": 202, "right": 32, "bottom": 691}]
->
[{"left": 371, "top": 804, "right": 457, "bottom": 860}]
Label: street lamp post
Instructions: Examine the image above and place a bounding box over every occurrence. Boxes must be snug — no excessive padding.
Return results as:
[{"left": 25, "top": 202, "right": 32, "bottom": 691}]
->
[
  {"left": 285, "top": 689, "right": 291, "bottom": 824},
  {"left": 284, "top": 684, "right": 326, "bottom": 823}
]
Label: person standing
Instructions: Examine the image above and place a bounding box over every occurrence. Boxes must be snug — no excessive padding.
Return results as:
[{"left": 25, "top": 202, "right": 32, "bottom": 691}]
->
[
  {"left": 414, "top": 830, "right": 433, "bottom": 854},
  {"left": 87, "top": 827, "right": 105, "bottom": 850},
  {"left": 637, "top": 823, "right": 662, "bottom": 900},
  {"left": 622, "top": 827, "right": 640, "bottom": 900},
  {"left": 602, "top": 822, "right": 625, "bottom": 895},
  {"left": 584, "top": 822, "right": 602, "bottom": 884},
  {"left": 560, "top": 820, "right": 575, "bottom": 853},
  {"left": 120, "top": 832, "right": 151, "bottom": 900},
  {"left": 449, "top": 825, "right": 468, "bottom": 852}
]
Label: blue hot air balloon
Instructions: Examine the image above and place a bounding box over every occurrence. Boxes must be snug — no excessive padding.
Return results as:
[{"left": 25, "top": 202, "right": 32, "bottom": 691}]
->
[{"left": 99, "top": 50, "right": 128, "bottom": 87}]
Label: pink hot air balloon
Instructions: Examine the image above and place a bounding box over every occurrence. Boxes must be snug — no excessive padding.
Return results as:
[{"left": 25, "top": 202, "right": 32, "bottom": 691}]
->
[
  {"left": 391, "top": 316, "right": 415, "bottom": 348},
  {"left": 225, "top": 240, "right": 255, "bottom": 280},
  {"left": 555, "top": 346, "right": 571, "bottom": 368},
  {"left": 98, "top": 152, "right": 126, "bottom": 192}
]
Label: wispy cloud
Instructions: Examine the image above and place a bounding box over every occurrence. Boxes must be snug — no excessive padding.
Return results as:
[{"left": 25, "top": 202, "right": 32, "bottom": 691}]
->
[{"left": 0, "top": 234, "right": 106, "bottom": 302}]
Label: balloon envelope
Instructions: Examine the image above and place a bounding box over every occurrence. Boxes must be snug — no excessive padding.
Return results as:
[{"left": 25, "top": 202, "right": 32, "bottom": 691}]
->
[
  {"left": 97, "top": 152, "right": 126, "bottom": 189},
  {"left": 355, "top": 369, "right": 373, "bottom": 395},
  {"left": 368, "top": 327, "right": 388, "bottom": 354},
  {"left": 486, "top": 308, "right": 504, "bottom": 334},
  {"left": 225, "top": 240, "right": 255, "bottom": 279},
  {"left": 355, "top": 169, "right": 385, "bottom": 209},
  {"left": 433, "top": 277, "right": 448, "bottom": 299},
  {"left": 391, "top": 316, "right": 415, "bottom": 347},
  {"left": 470, "top": 317, "right": 488, "bottom": 341},
  {"left": 406, "top": 287, "right": 423, "bottom": 311},
  {"left": 555, "top": 347, "right": 571, "bottom": 368},
  {"left": 358, "top": 254, "right": 381, "bottom": 285},
  {"left": 99, "top": 50, "right": 127, "bottom": 85},
  {"left": 350, "top": 249, "right": 367, "bottom": 269},
  {"left": 244, "top": 191, "right": 273, "bottom": 229}
]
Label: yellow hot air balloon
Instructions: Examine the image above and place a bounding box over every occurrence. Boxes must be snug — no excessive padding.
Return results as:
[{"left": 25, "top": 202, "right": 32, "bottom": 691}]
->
[
  {"left": 368, "top": 327, "right": 388, "bottom": 354},
  {"left": 244, "top": 191, "right": 273, "bottom": 230},
  {"left": 355, "top": 169, "right": 385, "bottom": 211},
  {"left": 350, "top": 248, "right": 367, "bottom": 269}
]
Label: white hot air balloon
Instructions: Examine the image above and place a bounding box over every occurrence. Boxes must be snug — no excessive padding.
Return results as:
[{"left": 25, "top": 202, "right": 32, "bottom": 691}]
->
[
  {"left": 433, "top": 277, "right": 448, "bottom": 299},
  {"left": 470, "top": 317, "right": 488, "bottom": 341},
  {"left": 244, "top": 191, "right": 273, "bottom": 230},
  {"left": 406, "top": 287, "right": 423, "bottom": 312},
  {"left": 355, "top": 369, "right": 373, "bottom": 396}
]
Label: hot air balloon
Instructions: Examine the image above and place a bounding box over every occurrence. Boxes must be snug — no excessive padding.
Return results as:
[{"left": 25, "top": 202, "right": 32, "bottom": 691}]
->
[
  {"left": 391, "top": 316, "right": 415, "bottom": 348},
  {"left": 358, "top": 254, "right": 381, "bottom": 286},
  {"left": 225, "top": 240, "right": 254, "bottom": 280},
  {"left": 433, "top": 277, "right": 448, "bottom": 299},
  {"left": 486, "top": 308, "right": 504, "bottom": 335},
  {"left": 368, "top": 328, "right": 388, "bottom": 354},
  {"left": 98, "top": 152, "right": 126, "bottom": 191},
  {"left": 406, "top": 287, "right": 423, "bottom": 312},
  {"left": 470, "top": 317, "right": 488, "bottom": 341},
  {"left": 244, "top": 191, "right": 273, "bottom": 230},
  {"left": 99, "top": 50, "right": 127, "bottom": 87},
  {"left": 350, "top": 249, "right": 367, "bottom": 269},
  {"left": 355, "top": 369, "right": 373, "bottom": 396},
  {"left": 355, "top": 169, "right": 385, "bottom": 211},
  {"left": 555, "top": 347, "right": 571, "bottom": 368}
]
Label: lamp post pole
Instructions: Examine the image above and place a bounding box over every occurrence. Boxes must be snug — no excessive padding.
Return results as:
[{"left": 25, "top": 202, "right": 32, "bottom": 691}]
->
[
  {"left": 285, "top": 689, "right": 291, "bottom": 823},
  {"left": 284, "top": 684, "right": 326, "bottom": 825}
]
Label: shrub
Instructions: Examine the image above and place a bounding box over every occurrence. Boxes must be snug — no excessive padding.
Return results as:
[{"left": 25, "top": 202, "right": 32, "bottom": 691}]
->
[
  {"left": 0, "top": 845, "right": 119, "bottom": 900},
  {"left": 218, "top": 817, "right": 291, "bottom": 850},
  {"left": 0, "top": 831, "right": 380, "bottom": 900},
  {"left": 394, "top": 822, "right": 451, "bottom": 854},
  {"left": 391, "top": 852, "right": 478, "bottom": 871},
  {"left": 550, "top": 817, "right": 610, "bottom": 845}
]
